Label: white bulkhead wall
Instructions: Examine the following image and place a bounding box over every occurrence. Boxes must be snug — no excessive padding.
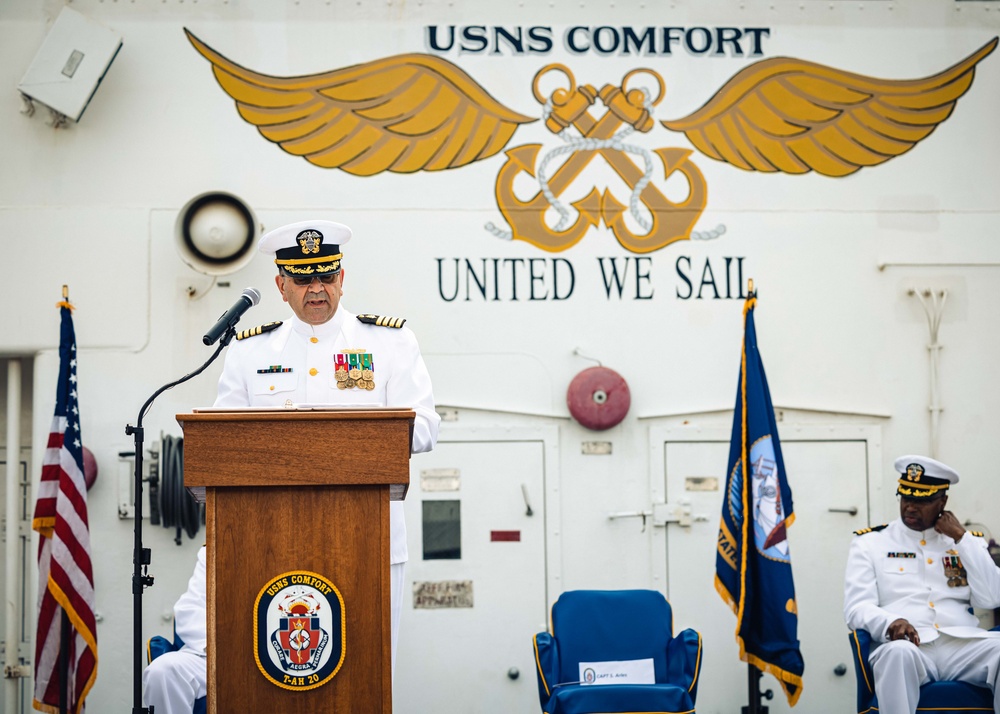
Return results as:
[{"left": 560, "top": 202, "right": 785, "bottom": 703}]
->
[{"left": 2, "top": 0, "right": 1000, "bottom": 711}]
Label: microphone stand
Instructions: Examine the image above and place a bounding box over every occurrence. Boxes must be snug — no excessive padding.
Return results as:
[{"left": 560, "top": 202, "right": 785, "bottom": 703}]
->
[{"left": 126, "top": 325, "right": 236, "bottom": 714}]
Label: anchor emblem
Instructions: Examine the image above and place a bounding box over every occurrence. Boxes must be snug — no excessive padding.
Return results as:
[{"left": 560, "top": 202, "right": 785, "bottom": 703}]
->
[
  {"left": 493, "top": 65, "right": 709, "bottom": 254},
  {"left": 187, "top": 30, "right": 996, "bottom": 254}
]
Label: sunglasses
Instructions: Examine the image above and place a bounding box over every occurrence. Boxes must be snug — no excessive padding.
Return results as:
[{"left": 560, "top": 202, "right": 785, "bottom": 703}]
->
[{"left": 288, "top": 274, "right": 339, "bottom": 286}]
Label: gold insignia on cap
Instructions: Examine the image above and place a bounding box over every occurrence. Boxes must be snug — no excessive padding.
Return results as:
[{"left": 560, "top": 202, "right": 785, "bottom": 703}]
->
[
  {"left": 897, "top": 460, "right": 948, "bottom": 497},
  {"left": 297, "top": 229, "right": 323, "bottom": 254},
  {"left": 897, "top": 483, "right": 947, "bottom": 497},
  {"left": 279, "top": 257, "right": 342, "bottom": 275}
]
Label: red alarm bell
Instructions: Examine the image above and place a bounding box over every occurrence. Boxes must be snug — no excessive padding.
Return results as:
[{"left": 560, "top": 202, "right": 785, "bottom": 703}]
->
[
  {"left": 566, "top": 367, "right": 631, "bottom": 430},
  {"left": 82, "top": 446, "right": 98, "bottom": 491}
]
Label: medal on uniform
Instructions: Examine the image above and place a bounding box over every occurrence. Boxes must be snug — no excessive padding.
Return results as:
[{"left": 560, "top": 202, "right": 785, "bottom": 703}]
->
[
  {"left": 942, "top": 554, "right": 968, "bottom": 587},
  {"left": 335, "top": 350, "right": 374, "bottom": 390}
]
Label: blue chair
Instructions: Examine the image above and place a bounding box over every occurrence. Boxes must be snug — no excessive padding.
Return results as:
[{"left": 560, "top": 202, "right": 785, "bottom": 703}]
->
[
  {"left": 146, "top": 628, "right": 208, "bottom": 714},
  {"left": 533, "top": 590, "right": 702, "bottom": 714},
  {"left": 848, "top": 628, "right": 998, "bottom": 714}
]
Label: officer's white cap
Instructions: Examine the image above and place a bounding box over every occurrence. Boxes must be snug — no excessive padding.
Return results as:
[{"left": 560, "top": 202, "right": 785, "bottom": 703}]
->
[
  {"left": 258, "top": 220, "right": 352, "bottom": 276},
  {"left": 894, "top": 454, "right": 959, "bottom": 498}
]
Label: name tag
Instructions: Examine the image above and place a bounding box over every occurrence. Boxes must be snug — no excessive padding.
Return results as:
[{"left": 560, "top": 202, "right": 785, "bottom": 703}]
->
[{"left": 579, "top": 658, "right": 655, "bottom": 686}]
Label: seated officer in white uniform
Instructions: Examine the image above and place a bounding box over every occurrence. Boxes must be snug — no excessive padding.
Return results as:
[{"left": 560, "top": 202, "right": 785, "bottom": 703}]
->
[
  {"left": 143, "top": 219, "right": 440, "bottom": 713},
  {"left": 844, "top": 455, "right": 1000, "bottom": 714}
]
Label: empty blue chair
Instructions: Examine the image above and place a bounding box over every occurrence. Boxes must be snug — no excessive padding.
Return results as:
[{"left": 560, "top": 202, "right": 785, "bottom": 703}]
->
[
  {"left": 533, "top": 589, "right": 702, "bottom": 714},
  {"left": 848, "top": 628, "right": 997, "bottom": 713}
]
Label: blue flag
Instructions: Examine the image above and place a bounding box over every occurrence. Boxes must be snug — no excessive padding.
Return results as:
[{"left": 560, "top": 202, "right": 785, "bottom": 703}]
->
[{"left": 715, "top": 292, "right": 804, "bottom": 706}]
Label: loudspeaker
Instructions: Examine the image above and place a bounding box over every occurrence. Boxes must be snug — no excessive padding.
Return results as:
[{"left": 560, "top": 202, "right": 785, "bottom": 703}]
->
[
  {"left": 175, "top": 191, "right": 260, "bottom": 276},
  {"left": 18, "top": 6, "right": 122, "bottom": 123}
]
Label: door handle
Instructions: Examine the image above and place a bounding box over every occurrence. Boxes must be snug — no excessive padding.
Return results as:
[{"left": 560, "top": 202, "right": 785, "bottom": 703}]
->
[
  {"left": 828, "top": 507, "right": 858, "bottom": 516},
  {"left": 606, "top": 510, "right": 652, "bottom": 532},
  {"left": 521, "top": 484, "right": 534, "bottom": 517}
]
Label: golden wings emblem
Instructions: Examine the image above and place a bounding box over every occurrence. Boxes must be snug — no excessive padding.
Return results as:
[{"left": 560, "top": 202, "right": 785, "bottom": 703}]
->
[
  {"left": 184, "top": 29, "right": 534, "bottom": 175},
  {"left": 661, "top": 38, "right": 997, "bottom": 177},
  {"left": 186, "top": 30, "right": 996, "bottom": 251}
]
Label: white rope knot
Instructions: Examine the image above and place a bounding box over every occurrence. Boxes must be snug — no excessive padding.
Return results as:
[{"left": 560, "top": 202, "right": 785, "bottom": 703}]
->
[{"left": 486, "top": 86, "right": 721, "bottom": 242}]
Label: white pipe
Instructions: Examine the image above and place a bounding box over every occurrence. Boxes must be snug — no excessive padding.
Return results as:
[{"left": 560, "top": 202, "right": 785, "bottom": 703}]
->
[
  {"left": 6, "top": 359, "right": 23, "bottom": 713},
  {"left": 911, "top": 289, "right": 948, "bottom": 459}
]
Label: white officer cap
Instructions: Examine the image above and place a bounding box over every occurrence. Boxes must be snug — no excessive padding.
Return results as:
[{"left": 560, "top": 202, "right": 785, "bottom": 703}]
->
[
  {"left": 894, "top": 454, "right": 959, "bottom": 498},
  {"left": 258, "top": 220, "right": 352, "bottom": 276}
]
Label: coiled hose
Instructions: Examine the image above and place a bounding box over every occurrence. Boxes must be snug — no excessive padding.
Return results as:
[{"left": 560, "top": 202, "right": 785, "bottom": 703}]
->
[{"left": 160, "top": 435, "right": 202, "bottom": 544}]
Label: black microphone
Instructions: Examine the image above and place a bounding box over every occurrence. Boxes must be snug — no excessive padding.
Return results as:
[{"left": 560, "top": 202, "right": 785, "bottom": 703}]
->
[{"left": 203, "top": 287, "right": 261, "bottom": 345}]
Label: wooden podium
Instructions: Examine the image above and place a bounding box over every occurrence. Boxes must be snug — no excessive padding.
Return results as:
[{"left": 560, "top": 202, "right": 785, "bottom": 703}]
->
[{"left": 177, "top": 408, "right": 414, "bottom": 714}]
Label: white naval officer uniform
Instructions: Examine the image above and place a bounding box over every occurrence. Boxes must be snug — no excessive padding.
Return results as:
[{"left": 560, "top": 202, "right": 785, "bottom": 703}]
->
[
  {"left": 215, "top": 304, "right": 440, "bottom": 654},
  {"left": 215, "top": 304, "right": 440, "bottom": 555},
  {"left": 142, "top": 546, "right": 208, "bottom": 713},
  {"left": 844, "top": 518, "right": 1000, "bottom": 714}
]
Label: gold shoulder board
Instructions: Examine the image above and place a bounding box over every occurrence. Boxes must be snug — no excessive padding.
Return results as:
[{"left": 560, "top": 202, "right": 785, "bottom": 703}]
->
[
  {"left": 969, "top": 530, "right": 985, "bottom": 538},
  {"left": 236, "top": 321, "right": 283, "bottom": 340},
  {"left": 356, "top": 313, "right": 406, "bottom": 329},
  {"left": 854, "top": 524, "right": 888, "bottom": 536}
]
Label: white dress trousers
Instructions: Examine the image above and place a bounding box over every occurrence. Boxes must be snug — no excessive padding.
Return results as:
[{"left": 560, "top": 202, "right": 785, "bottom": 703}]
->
[{"left": 142, "top": 547, "right": 208, "bottom": 714}]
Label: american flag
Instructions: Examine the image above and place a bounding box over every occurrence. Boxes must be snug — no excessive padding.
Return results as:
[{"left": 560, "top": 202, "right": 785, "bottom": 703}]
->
[{"left": 32, "top": 300, "right": 98, "bottom": 713}]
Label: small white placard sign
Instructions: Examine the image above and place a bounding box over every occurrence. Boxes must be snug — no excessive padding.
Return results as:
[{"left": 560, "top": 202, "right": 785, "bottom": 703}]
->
[{"left": 579, "top": 658, "right": 655, "bottom": 685}]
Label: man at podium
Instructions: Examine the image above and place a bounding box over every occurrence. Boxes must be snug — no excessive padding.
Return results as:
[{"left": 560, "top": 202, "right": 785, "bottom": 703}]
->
[
  {"left": 144, "top": 219, "right": 440, "bottom": 713},
  {"left": 219, "top": 217, "right": 440, "bottom": 657}
]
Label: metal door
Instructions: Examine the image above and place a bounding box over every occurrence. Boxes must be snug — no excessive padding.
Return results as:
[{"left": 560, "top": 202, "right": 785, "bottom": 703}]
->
[{"left": 394, "top": 435, "right": 548, "bottom": 714}]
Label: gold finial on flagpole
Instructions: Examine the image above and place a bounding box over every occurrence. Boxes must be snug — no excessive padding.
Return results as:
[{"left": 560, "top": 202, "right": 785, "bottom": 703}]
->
[
  {"left": 743, "top": 278, "right": 757, "bottom": 315},
  {"left": 57, "top": 284, "right": 74, "bottom": 310}
]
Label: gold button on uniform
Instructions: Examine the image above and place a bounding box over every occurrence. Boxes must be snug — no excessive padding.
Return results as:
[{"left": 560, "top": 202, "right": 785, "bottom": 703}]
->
[
  {"left": 269, "top": 385, "right": 275, "bottom": 391},
  {"left": 309, "top": 368, "right": 318, "bottom": 376},
  {"left": 310, "top": 337, "right": 319, "bottom": 343},
  {"left": 927, "top": 558, "right": 933, "bottom": 564},
  {"left": 920, "top": 539, "right": 926, "bottom": 546},
  {"left": 929, "top": 602, "right": 935, "bottom": 608},
  {"left": 899, "top": 567, "right": 904, "bottom": 572},
  {"left": 934, "top": 623, "right": 940, "bottom": 629}
]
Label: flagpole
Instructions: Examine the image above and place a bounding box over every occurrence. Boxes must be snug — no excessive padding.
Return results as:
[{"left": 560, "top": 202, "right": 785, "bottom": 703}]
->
[
  {"left": 746, "top": 664, "right": 757, "bottom": 714},
  {"left": 58, "top": 286, "right": 70, "bottom": 714},
  {"left": 742, "top": 663, "right": 772, "bottom": 714},
  {"left": 59, "top": 610, "right": 69, "bottom": 714},
  {"left": 744, "top": 277, "right": 766, "bottom": 714},
  {"left": 744, "top": 280, "right": 769, "bottom": 714}
]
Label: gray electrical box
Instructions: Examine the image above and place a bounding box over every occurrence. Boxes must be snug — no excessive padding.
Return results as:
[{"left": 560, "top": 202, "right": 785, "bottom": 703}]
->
[{"left": 17, "top": 6, "right": 122, "bottom": 123}]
